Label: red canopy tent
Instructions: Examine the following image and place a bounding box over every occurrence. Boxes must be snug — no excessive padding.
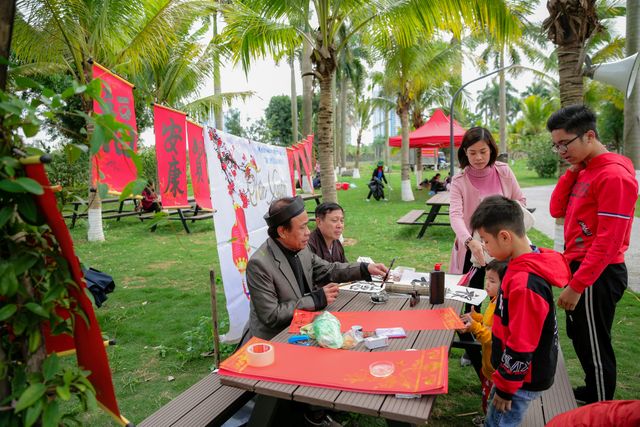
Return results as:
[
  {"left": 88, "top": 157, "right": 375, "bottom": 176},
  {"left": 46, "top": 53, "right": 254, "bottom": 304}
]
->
[{"left": 388, "top": 109, "right": 466, "bottom": 148}]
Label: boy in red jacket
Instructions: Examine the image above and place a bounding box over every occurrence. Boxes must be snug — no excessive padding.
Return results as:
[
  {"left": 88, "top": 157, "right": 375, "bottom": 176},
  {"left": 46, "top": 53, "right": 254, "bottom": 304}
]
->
[
  {"left": 548, "top": 105, "right": 638, "bottom": 403},
  {"left": 470, "top": 195, "right": 571, "bottom": 427}
]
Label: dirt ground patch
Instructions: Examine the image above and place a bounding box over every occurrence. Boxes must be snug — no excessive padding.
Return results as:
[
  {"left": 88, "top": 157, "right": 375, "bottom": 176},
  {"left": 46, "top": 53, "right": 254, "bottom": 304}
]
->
[{"left": 148, "top": 260, "right": 179, "bottom": 270}]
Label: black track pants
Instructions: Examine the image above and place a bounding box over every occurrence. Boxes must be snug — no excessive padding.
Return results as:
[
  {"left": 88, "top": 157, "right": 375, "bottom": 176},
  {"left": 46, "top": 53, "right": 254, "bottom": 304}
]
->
[{"left": 566, "top": 262, "right": 627, "bottom": 402}]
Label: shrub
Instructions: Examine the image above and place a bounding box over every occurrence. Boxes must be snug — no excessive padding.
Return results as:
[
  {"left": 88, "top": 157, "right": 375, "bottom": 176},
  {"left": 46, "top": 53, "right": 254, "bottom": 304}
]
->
[{"left": 523, "top": 136, "right": 557, "bottom": 178}]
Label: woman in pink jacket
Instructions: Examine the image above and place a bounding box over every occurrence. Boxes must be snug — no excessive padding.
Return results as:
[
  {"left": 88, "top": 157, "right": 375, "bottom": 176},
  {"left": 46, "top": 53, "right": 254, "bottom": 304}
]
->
[{"left": 448, "top": 127, "right": 525, "bottom": 372}]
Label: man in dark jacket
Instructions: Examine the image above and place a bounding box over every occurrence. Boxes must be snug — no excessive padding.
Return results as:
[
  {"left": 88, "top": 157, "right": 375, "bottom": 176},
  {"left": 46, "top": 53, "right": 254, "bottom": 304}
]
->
[
  {"left": 307, "top": 202, "right": 347, "bottom": 263},
  {"left": 246, "top": 196, "right": 387, "bottom": 340}
]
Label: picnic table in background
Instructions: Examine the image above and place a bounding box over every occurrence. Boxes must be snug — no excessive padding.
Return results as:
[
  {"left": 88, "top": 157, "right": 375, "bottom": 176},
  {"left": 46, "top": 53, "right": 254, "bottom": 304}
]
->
[
  {"left": 300, "top": 193, "right": 322, "bottom": 220},
  {"left": 397, "top": 191, "right": 451, "bottom": 238}
]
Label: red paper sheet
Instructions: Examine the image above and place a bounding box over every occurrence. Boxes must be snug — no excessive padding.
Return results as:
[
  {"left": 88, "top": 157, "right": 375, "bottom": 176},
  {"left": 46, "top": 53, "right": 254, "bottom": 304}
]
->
[
  {"left": 219, "top": 338, "right": 448, "bottom": 394},
  {"left": 289, "top": 307, "right": 464, "bottom": 334}
]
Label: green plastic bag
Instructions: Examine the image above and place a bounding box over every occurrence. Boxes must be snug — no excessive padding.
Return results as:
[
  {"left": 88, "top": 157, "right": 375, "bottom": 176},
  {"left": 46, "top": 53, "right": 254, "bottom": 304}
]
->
[{"left": 312, "top": 311, "right": 343, "bottom": 349}]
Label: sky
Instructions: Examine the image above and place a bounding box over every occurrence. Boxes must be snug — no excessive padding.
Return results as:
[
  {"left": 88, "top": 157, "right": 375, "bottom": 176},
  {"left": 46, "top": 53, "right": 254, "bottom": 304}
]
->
[{"left": 139, "top": 1, "right": 627, "bottom": 147}]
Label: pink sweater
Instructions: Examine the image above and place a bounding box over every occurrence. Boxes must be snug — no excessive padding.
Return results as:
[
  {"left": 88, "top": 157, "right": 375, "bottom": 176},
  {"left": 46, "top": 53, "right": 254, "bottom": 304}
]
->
[{"left": 448, "top": 162, "right": 526, "bottom": 274}]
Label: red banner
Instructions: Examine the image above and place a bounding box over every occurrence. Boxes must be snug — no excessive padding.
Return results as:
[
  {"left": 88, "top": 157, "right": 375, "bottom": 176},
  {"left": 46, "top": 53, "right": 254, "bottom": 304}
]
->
[
  {"left": 286, "top": 147, "right": 296, "bottom": 196},
  {"left": 25, "top": 162, "right": 128, "bottom": 425},
  {"left": 289, "top": 307, "right": 464, "bottom": 333},
  {"left": 187, "top": 120, "right": 213, "bottom": 210},
  {"left": 220, "top": 338, "right": 448, "bottom": 395},
  {"left": 153, "top": 104, "right": 189, "bottom": 208},
  {"left": 91, "top": 63, "right": 138, "bottom": 194},
  {"left": 296, "top": 143, "right": 313, "bottom": 192}
]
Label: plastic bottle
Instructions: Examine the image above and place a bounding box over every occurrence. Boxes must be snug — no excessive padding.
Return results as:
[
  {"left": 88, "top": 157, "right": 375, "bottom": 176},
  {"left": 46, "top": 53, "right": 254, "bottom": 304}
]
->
[{"left": 429, "top": 263, "right": 445, "bottom": 304}]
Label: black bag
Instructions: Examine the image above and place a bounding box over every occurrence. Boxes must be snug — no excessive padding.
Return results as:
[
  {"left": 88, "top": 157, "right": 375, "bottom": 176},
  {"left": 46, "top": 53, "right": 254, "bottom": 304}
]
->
[
  {"left": 368, "top": 178, "right": 384, "bottom": 201},
  {"left": 82, "top": 267, "right": 115, "bottom": 308}
]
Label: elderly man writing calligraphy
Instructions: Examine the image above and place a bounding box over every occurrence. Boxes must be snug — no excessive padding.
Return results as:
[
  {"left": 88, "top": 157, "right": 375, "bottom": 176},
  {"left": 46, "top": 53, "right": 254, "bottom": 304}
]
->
[{"left": 246, "top": 196, "right": 388, "bottom": 340}]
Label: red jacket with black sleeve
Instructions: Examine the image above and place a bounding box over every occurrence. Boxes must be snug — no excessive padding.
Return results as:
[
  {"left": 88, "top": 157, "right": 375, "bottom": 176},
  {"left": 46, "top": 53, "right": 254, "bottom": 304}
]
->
[
  {"left": 549, "top": 153, "right": 638, "bottom": 293},
  {"left": 491, "top": 248, "right": 571, "bottom": 400}
]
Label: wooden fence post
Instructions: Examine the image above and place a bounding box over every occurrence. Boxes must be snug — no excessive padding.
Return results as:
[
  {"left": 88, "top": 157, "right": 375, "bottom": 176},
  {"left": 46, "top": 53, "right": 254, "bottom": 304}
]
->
[{"left": 209, "top": 269, "right": 221, "bottom": 369}]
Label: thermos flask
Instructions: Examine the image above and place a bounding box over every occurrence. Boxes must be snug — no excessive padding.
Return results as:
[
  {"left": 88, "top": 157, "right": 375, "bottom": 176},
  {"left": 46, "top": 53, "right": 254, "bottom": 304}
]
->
[{"left": 429, "top": 263, "right": 445, "bottom": 304}]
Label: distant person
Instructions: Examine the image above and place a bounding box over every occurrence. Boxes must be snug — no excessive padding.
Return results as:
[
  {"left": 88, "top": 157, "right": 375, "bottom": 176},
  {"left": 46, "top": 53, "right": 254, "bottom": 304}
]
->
[
  {"left": 548, "top": 105, "right": 638, "bottom": 404},
  {"left": 429, "top": 173, "right": 447, "bottom": 193},
  {"left": 448, "top": 126, "right": 526, "bottom": 371},
  {"left": 470, "top": 195, "right": 571, "bottom": 427},
  {"left": 140, "top": 180, "right": 161, "bottom": 213},
  {"left": 366, "top": 161, "right": 389, "bottom": 201},
  {"left": 308, "top": 203, "right": 347, "bottom": 263},
  {"left": 458, "top": 260, "right": 507, "bottom": 416}
]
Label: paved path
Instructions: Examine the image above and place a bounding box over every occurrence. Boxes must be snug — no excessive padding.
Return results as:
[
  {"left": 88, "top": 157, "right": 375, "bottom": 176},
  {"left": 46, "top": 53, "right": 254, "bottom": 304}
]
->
[{"left": 523, "top": 185, "right": 639, "bottom": 293}]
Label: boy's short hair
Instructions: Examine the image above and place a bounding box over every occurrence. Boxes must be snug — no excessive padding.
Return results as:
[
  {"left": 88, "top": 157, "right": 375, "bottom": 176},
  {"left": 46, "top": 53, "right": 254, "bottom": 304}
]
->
[
  {"left": 315, "top": 202, "right": 344, "bottom": 220},
  {"left": 546, "top": 104, "right": 599, "bottom": 139},
  {"left": 486, "top": 260, "right": 508, "bottom": 281},
  {"left": 470, "top": 195, "right": 525, "bottom": 237}
]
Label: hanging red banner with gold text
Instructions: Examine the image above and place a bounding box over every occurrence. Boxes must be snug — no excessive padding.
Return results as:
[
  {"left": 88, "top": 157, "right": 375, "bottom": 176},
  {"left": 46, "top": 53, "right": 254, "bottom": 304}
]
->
[
  {"left": 91, "top": 63, "right": 138, "bottom": 194},
  {"left": 153, "top": 104, "right": 189, "bottom": 208},
  {"left": 25, "top": 162, "right": 130, "bottom": 426},
  {"left": 187, "top": 121, "right": 213, "bottom": 210}
]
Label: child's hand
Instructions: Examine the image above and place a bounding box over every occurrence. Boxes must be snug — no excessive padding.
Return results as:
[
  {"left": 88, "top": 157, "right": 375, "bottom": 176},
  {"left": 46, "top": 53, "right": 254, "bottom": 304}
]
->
[
  {"left": 492, "top": 393, "right": 512, "bottom": 412},
  {"left": 460, "top": 313, "right": 473, "bottom": 324}
]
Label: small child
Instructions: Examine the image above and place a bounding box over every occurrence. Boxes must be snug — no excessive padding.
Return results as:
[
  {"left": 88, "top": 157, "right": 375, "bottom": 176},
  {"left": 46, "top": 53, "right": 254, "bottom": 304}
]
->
[
  {"left": 470, "top": 195, "right": 571, "bottom": 427},
  {"left": 459, "top": 260, "right": 508, "bottom": 415}
]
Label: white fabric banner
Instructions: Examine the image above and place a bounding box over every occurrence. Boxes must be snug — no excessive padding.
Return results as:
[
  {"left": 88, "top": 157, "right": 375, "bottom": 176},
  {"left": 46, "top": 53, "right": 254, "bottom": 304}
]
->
[{"left": 204, "top": 128, "right": 292, "bottom": 343}]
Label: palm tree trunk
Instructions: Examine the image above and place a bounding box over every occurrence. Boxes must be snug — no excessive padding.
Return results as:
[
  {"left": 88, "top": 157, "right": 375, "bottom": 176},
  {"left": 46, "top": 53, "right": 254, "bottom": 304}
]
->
[
  {"left": 625, "top": 1, "right": 640, "bottom": 168},
  {"left": 301, "top": 37, "right": 313, "bottom": 137},
  {"left": 557, "top": 41, "right": 584, "bottom": 106},
  {"left": 0, "top": 0, "right": 16, "bottom": 91},
  {"left": 339, "top": 77, "right": 347, "bottom": 169},
  {"left": 415, "top": 148, "right": 422, "bottom": 188},
  {"left": 318, "top": 72, "right": 337, "bottom": 203},
  {"left": 355, "top": 129, "right": 362, "bottom": 169},
  {"left": 290, "top": 54, "right": 298, "bottom": 144},
  {"left": 333, "top": 75, "right": 340, "bottom": 167},
  {"left": 384, "top": 110, "right": 390, "bottom": 170},
  {"left": 399, "top": 105, "right": 414, "bottom": 201},
  {"left": 498, "top": 48, "right": 507, "bottom": 159},
  {"left": 212, "top": 12, "right": 223, "bottom": 129},
  {"left": 82, "top": 65, "right": 105, "bottom": 242}
]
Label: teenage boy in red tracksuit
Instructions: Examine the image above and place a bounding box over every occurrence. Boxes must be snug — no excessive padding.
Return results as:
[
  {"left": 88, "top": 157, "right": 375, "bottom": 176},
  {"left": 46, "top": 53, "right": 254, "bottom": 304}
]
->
[
  {"left": 548, "top": 105, "right": 638, "bottom": 404},
  {"left": 470, "top": 196, "right": 571, "bottom": 427}
]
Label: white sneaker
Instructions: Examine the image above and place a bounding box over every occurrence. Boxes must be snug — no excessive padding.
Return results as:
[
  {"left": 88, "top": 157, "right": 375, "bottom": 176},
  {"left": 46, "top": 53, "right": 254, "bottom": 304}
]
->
[
  {"left": 460, "top": 354, "right": 472, "bottom": 367},
  {"left": 383, "top": 198, "right": 389, "bottom": 201},
  {"left": 365, "top": 199, "right": 370, "bottom": 202}
]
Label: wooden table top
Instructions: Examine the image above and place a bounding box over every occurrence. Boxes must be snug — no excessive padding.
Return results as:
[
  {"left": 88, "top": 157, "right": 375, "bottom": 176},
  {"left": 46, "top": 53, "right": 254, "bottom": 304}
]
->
[
  {"left": 221, "top": 289, "right": 463, "bottom": 425},
  {"left": 425, "top": 191, "right": 450, "bottom": 206}
]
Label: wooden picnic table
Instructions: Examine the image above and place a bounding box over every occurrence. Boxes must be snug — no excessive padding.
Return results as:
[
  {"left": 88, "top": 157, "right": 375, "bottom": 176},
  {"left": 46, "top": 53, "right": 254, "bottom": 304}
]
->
[
  {"left": 396, "top": 191, "right": 451, "bottom": 238},
  {"left": 220, "top": 288, "right": 463, "bottom": 426}
]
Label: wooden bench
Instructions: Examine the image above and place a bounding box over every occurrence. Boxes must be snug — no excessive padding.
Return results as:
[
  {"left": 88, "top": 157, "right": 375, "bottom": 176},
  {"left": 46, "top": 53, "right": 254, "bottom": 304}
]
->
[
  {"left": 397, "top": 209, "right": 427, "bottom": 226},
  {"left": 521, "top": 349, "right": 577, "bottom": 425},
  {"left": 139, "top": 371, "right": 253, "bottom": 427},
  {"left": 64, "top": 197, "right": 139, "bottom": 228}
]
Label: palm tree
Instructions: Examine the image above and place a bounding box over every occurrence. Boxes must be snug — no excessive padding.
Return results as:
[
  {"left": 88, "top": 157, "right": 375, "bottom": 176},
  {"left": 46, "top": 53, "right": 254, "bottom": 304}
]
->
[
  {"left": 477, "top": 0, "right": 549, "bottom": 156},
  {"left": 221, "top": 0, "right": 520, "bottom": 203},
  {"left": 542, "top": 0, "right": 601, "bottom": 106},
  {"left": 625, "top": 1, "right": 639, "bottom": 167},
  {"left": 12, "top": 0, "right": 213, "bottom": 241},
  {"left": 377, "top": 39, "right": 461, "bottom": 201}
]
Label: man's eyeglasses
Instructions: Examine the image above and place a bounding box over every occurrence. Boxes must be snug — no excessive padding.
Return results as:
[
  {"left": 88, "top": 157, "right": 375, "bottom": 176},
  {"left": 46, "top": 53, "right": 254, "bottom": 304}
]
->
[{"left": 551, "top": 134, "right": 582, "bottom": 154}]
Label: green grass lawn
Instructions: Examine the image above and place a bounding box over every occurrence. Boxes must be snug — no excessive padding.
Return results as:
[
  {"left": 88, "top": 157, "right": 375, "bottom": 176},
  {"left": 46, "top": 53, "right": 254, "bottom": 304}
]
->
[{"left": 67, "top": 165, "right": 639, "bottom": 426}]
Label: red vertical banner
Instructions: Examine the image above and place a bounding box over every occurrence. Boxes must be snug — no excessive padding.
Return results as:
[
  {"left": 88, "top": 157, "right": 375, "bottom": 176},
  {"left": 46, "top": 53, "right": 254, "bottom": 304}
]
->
[
  {"left": 286, "top": 147, "right": 296, "bottom": 196},
  {"left": 296, "top": 143, "right": 313, "bottom": 191},
  {"left": 91, "top": 63, "right": 138, "bottom": 194},
  {"left": 25, "top": 162, "right": 129, "bottom": 426},
  {"left": 153, "top": 104, "right": 189, "bottom": 208},
  {"left": 187, "top": 120, "right": 213, "bottom": 210}
]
